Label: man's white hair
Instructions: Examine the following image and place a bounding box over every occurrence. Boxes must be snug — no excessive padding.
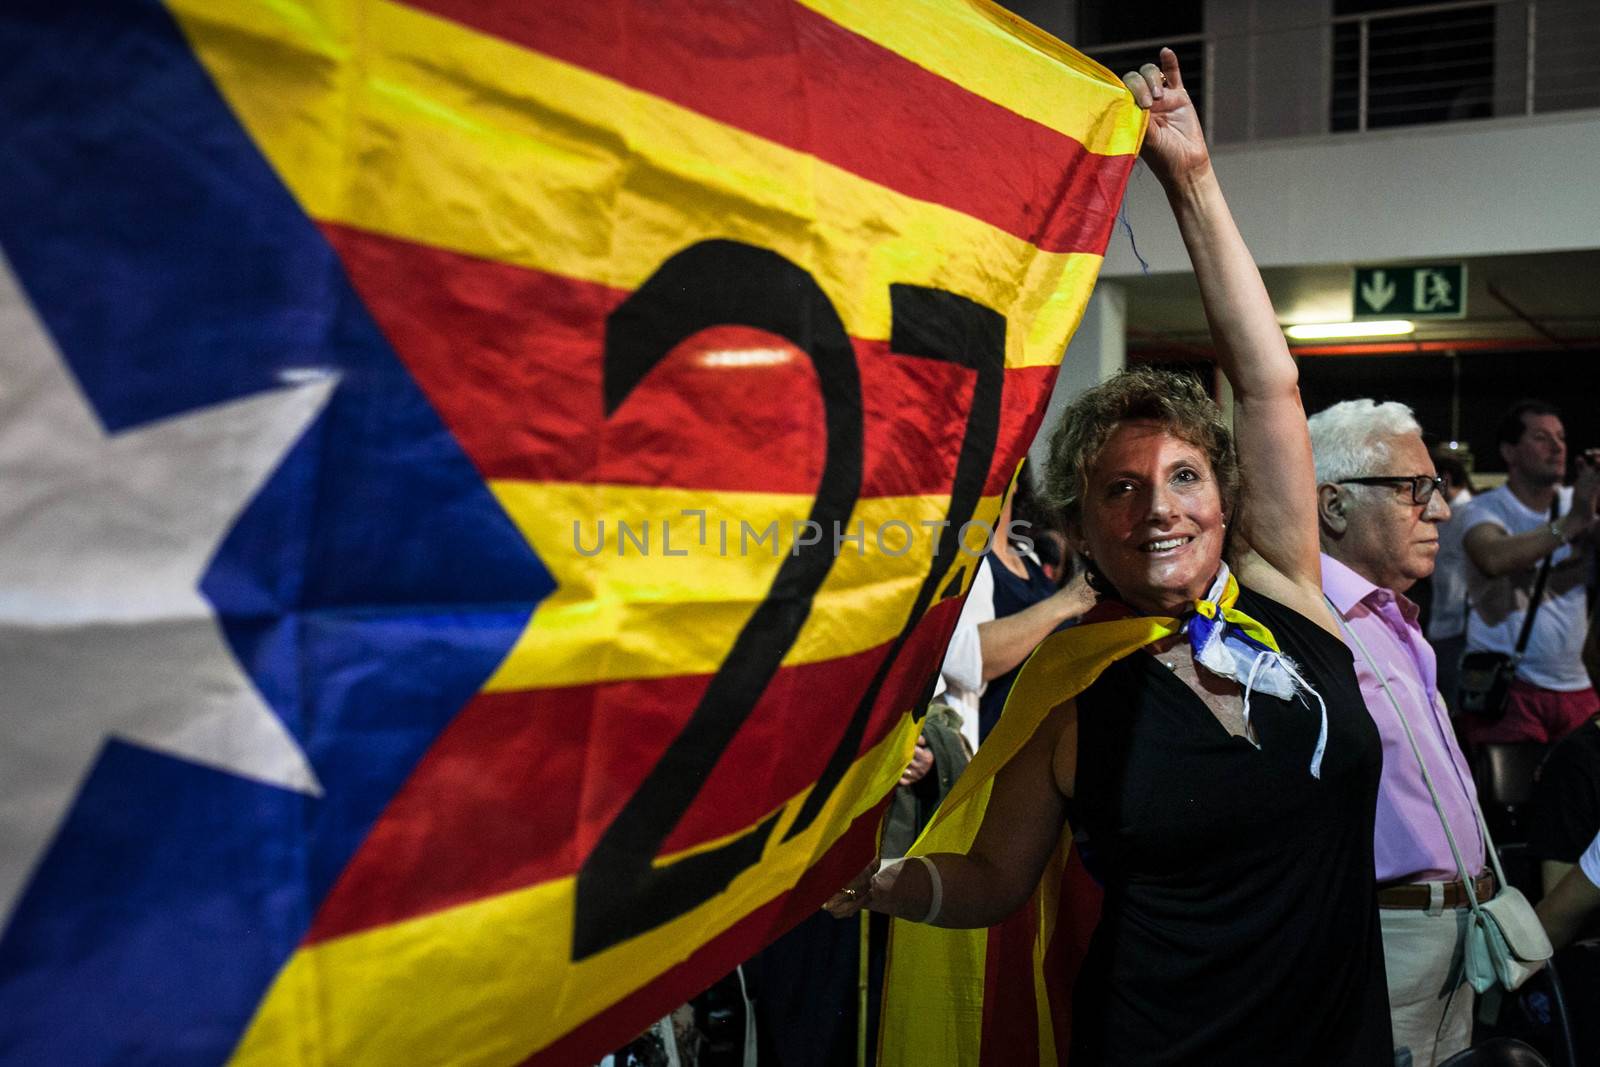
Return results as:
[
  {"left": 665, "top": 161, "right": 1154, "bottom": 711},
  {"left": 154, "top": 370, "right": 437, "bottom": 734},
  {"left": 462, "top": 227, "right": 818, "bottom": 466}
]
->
[{"left": 1307, "top": 399, "right": 1424, "bottom": 485}]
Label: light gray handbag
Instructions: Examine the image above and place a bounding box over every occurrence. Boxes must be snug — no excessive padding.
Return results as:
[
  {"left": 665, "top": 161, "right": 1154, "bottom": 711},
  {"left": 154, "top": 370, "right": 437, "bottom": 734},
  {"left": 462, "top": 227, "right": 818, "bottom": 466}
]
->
[{"left": 1331, "top": 602, "right": 1552, "bottom": 999}]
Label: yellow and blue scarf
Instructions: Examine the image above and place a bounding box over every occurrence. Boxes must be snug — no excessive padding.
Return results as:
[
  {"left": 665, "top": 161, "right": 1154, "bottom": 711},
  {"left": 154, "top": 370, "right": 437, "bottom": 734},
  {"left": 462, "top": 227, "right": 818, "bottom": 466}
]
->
[
  {"left": 1183, "top": 566, "right": 1328, "bottom": 777},
  {"left": 937, "top": 563, "right": 1327, "bottom": 837}
]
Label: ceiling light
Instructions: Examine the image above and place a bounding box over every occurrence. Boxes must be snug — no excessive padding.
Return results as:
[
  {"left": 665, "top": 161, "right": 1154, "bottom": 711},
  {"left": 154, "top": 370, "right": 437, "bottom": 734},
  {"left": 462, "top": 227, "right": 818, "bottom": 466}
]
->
[{"left": 1284, "top": 320, "right": 1415, "bottom": 341}]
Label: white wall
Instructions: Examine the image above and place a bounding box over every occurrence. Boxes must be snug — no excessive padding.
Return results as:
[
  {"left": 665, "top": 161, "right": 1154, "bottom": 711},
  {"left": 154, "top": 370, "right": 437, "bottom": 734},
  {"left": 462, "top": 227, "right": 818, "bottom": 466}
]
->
[
  {"left": 1103, "top": 108, "right": 1600, "bottom": 278},
  {"left": 1029, "top": 282, "right": 1125, "bottom": 464}
]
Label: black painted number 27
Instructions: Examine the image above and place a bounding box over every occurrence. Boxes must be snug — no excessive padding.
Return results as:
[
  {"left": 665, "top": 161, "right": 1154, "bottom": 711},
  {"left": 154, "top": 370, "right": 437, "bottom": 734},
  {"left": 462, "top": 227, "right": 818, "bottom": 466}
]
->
[{"left": 572, "top": 239, "right": 1006, "bottom": 960}]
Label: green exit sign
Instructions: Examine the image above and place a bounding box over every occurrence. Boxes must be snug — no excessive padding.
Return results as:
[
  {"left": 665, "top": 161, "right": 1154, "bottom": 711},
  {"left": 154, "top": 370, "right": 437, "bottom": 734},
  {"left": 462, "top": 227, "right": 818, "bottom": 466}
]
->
[{"left": 1352, "top": 264, "right": 1466, "bottom": 319}]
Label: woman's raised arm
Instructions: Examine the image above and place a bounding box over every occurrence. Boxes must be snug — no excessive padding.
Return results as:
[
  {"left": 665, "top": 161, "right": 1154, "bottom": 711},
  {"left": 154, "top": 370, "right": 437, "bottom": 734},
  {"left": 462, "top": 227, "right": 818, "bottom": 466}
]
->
[{"left": 1124, "top": 50, "right": 1330, "bottom": 627}]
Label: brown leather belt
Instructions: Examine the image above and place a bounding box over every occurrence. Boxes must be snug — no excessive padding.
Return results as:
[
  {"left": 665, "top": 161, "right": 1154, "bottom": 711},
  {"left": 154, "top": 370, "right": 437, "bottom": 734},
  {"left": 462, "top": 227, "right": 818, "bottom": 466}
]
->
[{"left": 1377, "top": 872, "right": 1497, "bottom": 910}]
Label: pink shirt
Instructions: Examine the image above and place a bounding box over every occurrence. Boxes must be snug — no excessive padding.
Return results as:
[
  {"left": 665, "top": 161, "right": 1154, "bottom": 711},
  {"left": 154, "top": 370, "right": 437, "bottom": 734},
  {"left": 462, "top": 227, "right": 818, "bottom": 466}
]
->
[{"left": 1321, "top": 554, "right": 1486, "bottom": 883}]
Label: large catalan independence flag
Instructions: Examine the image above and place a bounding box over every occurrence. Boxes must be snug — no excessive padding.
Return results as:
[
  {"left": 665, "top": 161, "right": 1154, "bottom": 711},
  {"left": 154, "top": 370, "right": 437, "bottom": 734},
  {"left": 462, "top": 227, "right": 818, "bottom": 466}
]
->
[{"left": 0, "top": 1, "right": 1141, "bottom": 1063}]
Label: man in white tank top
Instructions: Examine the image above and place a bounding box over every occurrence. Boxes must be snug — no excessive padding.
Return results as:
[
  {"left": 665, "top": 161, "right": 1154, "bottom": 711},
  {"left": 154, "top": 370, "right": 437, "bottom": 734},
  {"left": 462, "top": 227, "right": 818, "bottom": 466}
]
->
[{"left": 1460, "top": 401, "right": 1600, "bottom": 747}]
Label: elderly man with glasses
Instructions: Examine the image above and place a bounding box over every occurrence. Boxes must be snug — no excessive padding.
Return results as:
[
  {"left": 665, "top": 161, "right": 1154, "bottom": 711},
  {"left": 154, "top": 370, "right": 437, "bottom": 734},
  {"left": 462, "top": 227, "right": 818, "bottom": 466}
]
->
[{"left": 1309, "top": 399, "right": 1485, "bottom": 1067}]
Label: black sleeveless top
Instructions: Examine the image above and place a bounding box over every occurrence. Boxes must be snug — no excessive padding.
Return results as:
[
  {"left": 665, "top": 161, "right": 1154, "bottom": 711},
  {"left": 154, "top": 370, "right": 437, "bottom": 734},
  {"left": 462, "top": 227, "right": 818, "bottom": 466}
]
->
[
  {"left": 1070, "top": 585, "right": 1392, "bottom": 1065},
  {"left": 978, "top": 552, "right": 1058, "bottom": 742}
]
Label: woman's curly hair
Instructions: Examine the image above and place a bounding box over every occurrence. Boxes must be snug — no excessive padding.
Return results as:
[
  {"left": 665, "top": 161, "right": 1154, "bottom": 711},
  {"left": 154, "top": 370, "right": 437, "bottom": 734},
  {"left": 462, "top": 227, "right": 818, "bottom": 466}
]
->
[{"left": 1040, "top": 366, "right": 1240, "bottom": 536}]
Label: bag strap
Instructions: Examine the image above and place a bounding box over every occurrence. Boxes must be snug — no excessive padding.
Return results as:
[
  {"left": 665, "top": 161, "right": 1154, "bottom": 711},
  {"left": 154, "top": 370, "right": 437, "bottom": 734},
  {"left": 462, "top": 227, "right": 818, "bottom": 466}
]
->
[
  {"left": 1327, "top": 596, "right": 1502, "bottom": 918},
  {"left": 1510, "top": 497, "right": 1562, "bottom": 660}
]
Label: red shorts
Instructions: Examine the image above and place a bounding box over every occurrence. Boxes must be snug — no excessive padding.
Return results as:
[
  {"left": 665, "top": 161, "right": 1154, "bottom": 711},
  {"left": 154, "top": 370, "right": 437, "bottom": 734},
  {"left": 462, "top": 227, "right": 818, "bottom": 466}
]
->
[{"left": 1462, "top": 678, "right": 1600, "bottom": 746}]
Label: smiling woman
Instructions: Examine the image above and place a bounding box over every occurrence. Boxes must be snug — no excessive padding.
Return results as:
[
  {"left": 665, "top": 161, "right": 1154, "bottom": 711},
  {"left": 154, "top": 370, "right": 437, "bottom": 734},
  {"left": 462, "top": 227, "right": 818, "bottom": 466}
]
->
[
  {"left": 1042, "top": 369, "right": 1236, "bottom": 615},
  {"left": 1082, "top": 419, "right": 1227, "bottom": 609},
  {"left": 826, "top": 47, "right": 1395, "bottom": 1065}
]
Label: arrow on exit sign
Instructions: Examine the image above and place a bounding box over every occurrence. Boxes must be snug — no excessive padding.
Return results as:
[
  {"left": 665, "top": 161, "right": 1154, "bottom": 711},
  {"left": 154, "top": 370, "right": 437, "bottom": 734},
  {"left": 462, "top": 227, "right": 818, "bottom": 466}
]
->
[{"left": 1353, "top": 264, "right": 1466, "bottom": 318}]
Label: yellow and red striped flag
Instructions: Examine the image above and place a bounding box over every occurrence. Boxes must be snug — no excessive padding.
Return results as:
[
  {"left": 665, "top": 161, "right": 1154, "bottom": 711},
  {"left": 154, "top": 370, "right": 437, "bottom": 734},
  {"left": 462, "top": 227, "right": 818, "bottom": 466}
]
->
[
  {"left": 0, "top": 1, "right": 1141, "bottom": 1062},
  {"left": 878, "top": 608, "right": 1191, "bottom": 1066}
]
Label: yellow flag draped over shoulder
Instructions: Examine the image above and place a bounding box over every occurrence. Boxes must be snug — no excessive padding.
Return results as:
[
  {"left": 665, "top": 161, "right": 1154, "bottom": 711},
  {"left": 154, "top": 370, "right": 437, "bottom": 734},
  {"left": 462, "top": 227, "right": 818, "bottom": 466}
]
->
[
  {"left": 880, "top": 575, "right": 1283, "bottom": 1065},
  {"left": 0, "top": 1, "right": 1140, "bottom": 1064}
]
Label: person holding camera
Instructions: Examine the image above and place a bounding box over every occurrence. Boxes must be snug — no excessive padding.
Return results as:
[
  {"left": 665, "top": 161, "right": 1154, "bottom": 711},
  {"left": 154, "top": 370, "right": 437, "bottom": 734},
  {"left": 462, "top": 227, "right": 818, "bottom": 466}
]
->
[{"left": 1458, "top": 401, "right": 1600, "bottom": 746}]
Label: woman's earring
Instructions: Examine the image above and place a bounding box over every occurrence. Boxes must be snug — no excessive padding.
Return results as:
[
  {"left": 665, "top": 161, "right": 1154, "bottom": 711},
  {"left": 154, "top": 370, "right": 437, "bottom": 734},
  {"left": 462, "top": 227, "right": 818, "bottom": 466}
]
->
[{"left": 1082, "top": 560, "right": 1109, "bottom": 594}]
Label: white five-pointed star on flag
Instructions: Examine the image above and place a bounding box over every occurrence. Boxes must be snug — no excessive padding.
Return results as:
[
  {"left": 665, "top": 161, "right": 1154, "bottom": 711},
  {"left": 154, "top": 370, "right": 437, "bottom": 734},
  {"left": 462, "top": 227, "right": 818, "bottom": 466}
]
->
[{"left": 0, "top": 251, "right": 332, "bottom": 932}]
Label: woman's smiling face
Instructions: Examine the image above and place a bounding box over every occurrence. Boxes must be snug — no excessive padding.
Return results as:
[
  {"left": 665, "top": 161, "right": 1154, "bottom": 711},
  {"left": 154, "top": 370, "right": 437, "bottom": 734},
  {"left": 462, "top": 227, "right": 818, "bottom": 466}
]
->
[{"left": 1077, "top": 419, "right": 1227, "bottom": 616}]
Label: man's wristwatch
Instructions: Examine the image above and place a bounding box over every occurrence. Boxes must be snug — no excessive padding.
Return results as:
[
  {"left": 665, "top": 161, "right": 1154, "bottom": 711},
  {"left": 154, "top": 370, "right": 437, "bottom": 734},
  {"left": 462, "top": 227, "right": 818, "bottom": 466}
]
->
[{"left": 1550, "top": 519, "right": 1571, "bottom": 544}]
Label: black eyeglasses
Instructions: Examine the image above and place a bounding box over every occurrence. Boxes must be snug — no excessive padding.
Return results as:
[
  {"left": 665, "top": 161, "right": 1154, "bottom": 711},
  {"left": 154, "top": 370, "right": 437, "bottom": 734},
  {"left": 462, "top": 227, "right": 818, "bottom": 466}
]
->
[{"left": 1336, "top": 474, "right": 1445, "bottom": 505}]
